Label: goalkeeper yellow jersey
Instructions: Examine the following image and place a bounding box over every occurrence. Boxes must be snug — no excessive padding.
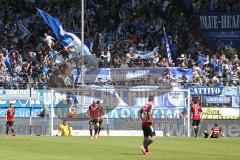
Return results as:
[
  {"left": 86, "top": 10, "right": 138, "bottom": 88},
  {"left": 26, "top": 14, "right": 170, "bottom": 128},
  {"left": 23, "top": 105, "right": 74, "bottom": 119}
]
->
[{"left": 58, "top": 124, "right": 72, "bottom": 136}]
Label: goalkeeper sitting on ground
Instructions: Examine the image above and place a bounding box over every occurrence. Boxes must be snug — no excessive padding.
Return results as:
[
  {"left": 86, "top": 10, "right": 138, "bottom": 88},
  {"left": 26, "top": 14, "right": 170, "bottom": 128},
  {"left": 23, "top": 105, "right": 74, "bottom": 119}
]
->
[{"left": 56, "top": 120, "right": 72, "bottom": 136}]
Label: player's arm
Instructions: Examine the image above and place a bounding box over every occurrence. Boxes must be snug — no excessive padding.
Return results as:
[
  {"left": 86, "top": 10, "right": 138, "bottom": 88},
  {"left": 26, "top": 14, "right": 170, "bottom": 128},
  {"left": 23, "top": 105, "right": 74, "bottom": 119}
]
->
[
  {"left": 148, "top": 105, "right": 154, "bottom": 122},
  {"left": 100, "top": 106, "right": 104, "bottom": 119},
  {"left": 5, "top": 109, "right": 8, "bottom": 121},
  {"left": 208, "top": 130, "right": 213, "bottom": 138},
  {"left": 220, "top": 130, "right": 225, "bottom": 137},
  {"left": 199, "top": 107, "right": 203, "bottom": 122},
  {"left": 138, "top": 108, "right": 143, "bottom": 120},
  {"left": 87, "top": 107, "right": 92, "bottom": 120},
  {"left": 148, "top": 111, "right": 153, "bottom": 122},
  {"left": 190, "top": 107, "right": 193, "bottom": 117},
  {"left": 68, "top": 126, "right": 73, "bottom": 136},
  {"left": 56, "top": 126, "right": 62, "bottom": 136}
]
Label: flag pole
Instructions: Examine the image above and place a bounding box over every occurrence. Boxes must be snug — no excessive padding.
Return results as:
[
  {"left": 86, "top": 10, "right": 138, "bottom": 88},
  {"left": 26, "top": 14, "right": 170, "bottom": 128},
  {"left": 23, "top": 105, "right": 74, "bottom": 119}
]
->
[
  {"left": 81, "top": 0, "right": 85, "bottom": 87},
  {"left": 80, "top": 0, "right": 85, "bottom": 111}
]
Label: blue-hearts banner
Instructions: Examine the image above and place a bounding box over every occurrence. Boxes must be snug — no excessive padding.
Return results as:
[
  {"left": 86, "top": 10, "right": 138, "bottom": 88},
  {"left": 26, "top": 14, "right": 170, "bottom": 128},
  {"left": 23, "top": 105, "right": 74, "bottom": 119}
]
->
[{"left": 199, "top": 12, "right": 240, "bottom": 48}]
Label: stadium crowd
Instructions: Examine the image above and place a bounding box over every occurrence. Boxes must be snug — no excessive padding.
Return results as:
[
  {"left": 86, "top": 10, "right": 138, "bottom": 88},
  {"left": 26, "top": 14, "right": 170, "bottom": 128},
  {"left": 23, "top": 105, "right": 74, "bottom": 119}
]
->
[{"left": 0, "top": 0, "right": 240, "bottom": 89}]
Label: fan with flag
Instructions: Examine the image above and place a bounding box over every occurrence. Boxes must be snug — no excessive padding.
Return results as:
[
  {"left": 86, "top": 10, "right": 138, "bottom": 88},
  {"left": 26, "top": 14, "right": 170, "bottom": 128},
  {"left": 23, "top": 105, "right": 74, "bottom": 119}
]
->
[{"left": 37, "top": 9, "right": 99, "bottom": 67}]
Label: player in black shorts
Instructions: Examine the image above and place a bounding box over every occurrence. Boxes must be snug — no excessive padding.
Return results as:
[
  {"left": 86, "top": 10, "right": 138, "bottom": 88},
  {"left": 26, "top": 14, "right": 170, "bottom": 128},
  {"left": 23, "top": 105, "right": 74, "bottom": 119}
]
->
[
  {"left": 88, "top": 101, "right": 96, "bottom": 139},
  {"left": 96, "top": 101, "right": 104, "bottom": 137},
  {"left": 204, "top": 123, "right": 225, "bottom": 138},
  {"left": 6, "top": 103, "right": 16, "bottom": 136},
  {"left": 191, "top": 99, "right": 202, "bottom": 138},
  {"left": 139, "top": 96, "right": 157, "bottom": 156}
]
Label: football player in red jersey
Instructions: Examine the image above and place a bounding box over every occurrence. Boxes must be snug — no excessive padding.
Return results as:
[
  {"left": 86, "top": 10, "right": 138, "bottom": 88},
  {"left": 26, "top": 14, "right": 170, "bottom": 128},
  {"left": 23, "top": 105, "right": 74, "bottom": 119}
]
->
[
  {"left": 138, "top": 96, "right": 157, "bottom": 156},
  {"left": 88, "top": 100, "right": 103, "bottom": 139},
  {"left": 96, "top": 101, "right": 104, "bottom": 137},
  {"left": 6, "top": 103, "right": 16, "bottom": 136},
  {"left": 88, "top": 100, "right": 96, "bottom": 139},
  {"left": 205, "top": 123, "right": 225, "bottom": 138},
  {"left": 191, "top": 99, "right": 202, "bottom": 138}
]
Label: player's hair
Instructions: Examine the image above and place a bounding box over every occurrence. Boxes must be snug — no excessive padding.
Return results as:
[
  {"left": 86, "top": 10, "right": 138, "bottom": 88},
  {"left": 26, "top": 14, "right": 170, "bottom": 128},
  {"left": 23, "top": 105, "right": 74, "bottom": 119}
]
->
[
  {"left": 96, "top": 100, "right": 100, "bottom": 104},
  {"left": 148, "top": 95, "right": 154, "bottom": 102},
  {"left": 193, "top": 99, "right": 198, "bottom": 104},
  {"left": 214, "top": 123, "right": 218, "bottom": 127}
]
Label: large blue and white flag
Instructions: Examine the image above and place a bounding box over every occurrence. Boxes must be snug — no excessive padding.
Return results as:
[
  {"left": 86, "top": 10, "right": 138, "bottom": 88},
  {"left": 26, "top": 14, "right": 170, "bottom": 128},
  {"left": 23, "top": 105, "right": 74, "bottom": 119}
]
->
[
  {"left": 37, "top": 9, "right": 98, "bottom": 67},
  {"left": 163, "top": 27, "right": 173, "bottom": 65}
]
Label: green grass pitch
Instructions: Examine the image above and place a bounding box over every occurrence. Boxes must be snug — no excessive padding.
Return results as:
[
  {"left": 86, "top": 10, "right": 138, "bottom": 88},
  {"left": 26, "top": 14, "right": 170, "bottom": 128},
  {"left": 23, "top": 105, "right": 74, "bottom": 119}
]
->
[{"left": 0, "top": 136, "right": 239, "bottom": 160}]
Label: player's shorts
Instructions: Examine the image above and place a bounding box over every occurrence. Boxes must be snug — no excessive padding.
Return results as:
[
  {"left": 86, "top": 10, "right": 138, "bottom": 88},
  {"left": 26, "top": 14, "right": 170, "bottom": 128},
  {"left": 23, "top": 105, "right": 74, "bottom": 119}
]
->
[
  {"left": 6, "top": 121, "right": 14, "bottom": 127},
  {"left": 210, "top": 134, "right": 219, "bottom": 138},
  {"left": 142, "top": 125, "right": 156, "bottom": 137},
  {"left": 89, "top": 119, "right": 99, "bottom": 125},
  {"left": 192, "top": 120, "right": 201, "bottom": 126},
  {"left": 204, "top": 131, "right": 219, "bottom": 138},
  {"left": 99, "top": 119, "right": 103, "bottom": 125}
]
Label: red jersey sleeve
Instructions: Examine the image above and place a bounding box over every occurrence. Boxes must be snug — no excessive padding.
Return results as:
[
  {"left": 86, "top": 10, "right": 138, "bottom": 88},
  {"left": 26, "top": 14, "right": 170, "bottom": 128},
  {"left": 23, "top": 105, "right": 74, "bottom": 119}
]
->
[{"left": 199, "top": 106, "right": 202, "bottom": 113}]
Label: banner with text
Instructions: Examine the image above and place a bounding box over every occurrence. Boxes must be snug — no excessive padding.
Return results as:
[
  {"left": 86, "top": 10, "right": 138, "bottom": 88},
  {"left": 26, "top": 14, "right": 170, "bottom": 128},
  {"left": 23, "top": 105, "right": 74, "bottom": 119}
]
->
[
  {"left": 72, "top": 67, "right": 193, "bottom": 82},
  {"left": 202, "top": 108, "right": 240, "bottom": 119},
  {"left": 0, "top": 88, "right": 188, "bottom": 118},
  {"left": 199, "top": 12, "right": 240, "bottom": 48}
]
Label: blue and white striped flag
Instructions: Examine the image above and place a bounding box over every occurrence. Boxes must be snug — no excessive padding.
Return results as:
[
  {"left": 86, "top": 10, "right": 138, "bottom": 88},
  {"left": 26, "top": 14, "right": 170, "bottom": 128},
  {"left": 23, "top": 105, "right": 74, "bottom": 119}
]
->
[
  {"left": 163, "top": 26, "right": 173, "bottom": 65},
  {"left": 37, "top": 9, "right": 99, "bottom": 67}
]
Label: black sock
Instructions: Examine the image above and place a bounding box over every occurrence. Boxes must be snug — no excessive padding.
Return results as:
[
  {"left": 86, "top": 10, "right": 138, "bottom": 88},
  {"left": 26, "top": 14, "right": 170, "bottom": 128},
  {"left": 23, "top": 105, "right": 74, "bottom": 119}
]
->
[
  {"left": 196, "top": 127, "right": 199, "bottom": 136},
  {"left": 146, "top": 139, "right": 153, "bottom": 147},
  {"left": 194, "top": 127, "right": 198, "bottom": 137},
  {"left": 6, "top": 125, "right": 9, "bottom": 135},
  {"left": 94, "top": 127, "right": 98, "bottom": 136},
  {"left": 11, "top": 128, "right": 15, "bottom": 134},
  {"left": 89, "top": 128, "right": 93, "bottom": 136},
  {"left": 98, "top": 127, "right": 101, "bottom": 134},
  {"left": 144, "top": 139, "right": 153, "bottom": 152},
  {"left": 143, "top": 139, "right": 148, "bottom": 152}
]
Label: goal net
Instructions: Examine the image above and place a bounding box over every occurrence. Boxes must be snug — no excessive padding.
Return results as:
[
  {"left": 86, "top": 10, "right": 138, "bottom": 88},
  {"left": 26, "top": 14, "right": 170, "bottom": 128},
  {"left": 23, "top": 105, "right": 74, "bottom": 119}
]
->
[
  {"left": 52, "top": 87, "right": 191, "bottom": 137},
  {"left": 0, "top": 89, "right": 53, "bottom": 136}
]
